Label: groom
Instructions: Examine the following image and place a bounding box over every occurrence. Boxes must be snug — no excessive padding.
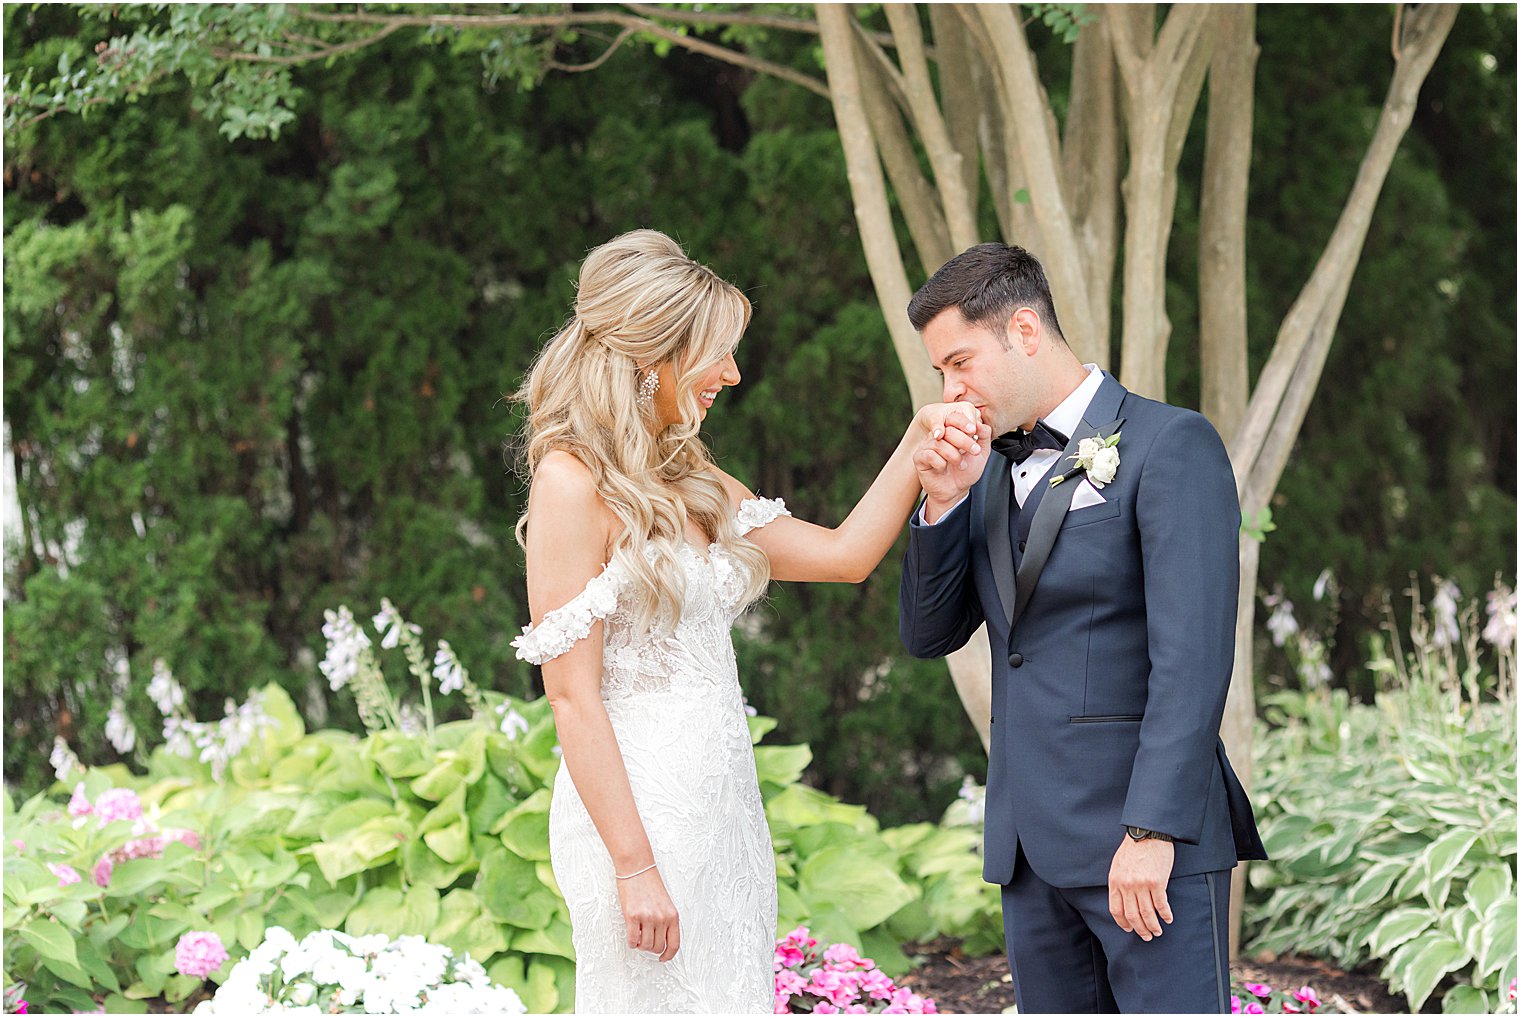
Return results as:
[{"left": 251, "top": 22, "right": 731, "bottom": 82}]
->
[{"left": 898, "top": 243, "right": 1266, "bottom": 1014}]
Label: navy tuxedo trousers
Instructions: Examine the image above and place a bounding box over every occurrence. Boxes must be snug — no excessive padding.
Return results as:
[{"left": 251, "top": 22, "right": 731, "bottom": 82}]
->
[{"left": 1002, "top": 853, "right": 1232, "bottom": 1014}]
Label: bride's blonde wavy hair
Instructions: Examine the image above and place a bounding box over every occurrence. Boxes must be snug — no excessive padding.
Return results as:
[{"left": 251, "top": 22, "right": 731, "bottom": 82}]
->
[{"left": 515, "top": 230, "right": 771, "bottom": 637}]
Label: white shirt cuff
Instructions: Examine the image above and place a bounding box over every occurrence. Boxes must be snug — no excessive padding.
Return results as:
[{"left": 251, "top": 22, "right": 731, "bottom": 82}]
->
[{"left": 917, "top": 494, "right": 969, "bottom": 526}]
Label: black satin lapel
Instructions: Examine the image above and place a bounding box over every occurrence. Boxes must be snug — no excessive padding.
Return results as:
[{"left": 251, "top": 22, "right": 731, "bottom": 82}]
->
[
  {"left": 983, "top": 462, "right": 1015, "bottom": 628},
  {"left": 1011, "top": 415, "right": 1125, "bottom": 627}
]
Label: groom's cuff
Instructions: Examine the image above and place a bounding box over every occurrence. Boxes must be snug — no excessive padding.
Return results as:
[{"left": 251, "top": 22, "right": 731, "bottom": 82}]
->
[{"left": 916, "top": 494, "right": 969, "bottom": 526}]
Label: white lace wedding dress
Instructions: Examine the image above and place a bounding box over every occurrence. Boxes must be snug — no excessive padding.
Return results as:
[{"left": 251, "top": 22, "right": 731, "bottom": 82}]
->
[{"left": 512, "top": 498, "right": 790, "bottom": 1014}]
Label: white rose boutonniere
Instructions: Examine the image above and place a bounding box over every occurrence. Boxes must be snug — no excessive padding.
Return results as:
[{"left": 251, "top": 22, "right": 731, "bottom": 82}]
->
[{"left": 1051, "top": 431, "right": 1121, "bottom": 489}]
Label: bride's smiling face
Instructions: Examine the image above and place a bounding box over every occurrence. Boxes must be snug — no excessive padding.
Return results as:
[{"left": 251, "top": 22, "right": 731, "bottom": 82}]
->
[{"left": 651, "top": 349, "right": 742, "bottom": 429}]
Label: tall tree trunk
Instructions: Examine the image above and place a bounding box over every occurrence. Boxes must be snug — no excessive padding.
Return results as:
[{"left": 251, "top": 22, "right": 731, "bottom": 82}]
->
[{"left": 1199, "top": 5, "right": 1257, "bottom": 442}]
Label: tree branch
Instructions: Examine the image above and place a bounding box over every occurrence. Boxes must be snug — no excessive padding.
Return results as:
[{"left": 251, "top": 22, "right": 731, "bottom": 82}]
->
[
  {"left": 1233, "top": 4, "right": 1459, "bottom": 496},
  {"left": 545, "top": 25, "right": 637, "bottom": 73},
  {"left": 618, "top": 3, "right": 900, "bottom": 49},
  {"left": 883, "top": 4, "right": 977, "bottom": 255}
]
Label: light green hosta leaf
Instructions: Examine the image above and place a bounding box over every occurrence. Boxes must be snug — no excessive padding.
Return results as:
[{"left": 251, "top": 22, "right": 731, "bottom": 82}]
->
[
  {"left": 536, "top": 860, "right": 562, "bottom": 900},
  {"left": 765, "top": 784, "right": 873, "bottom": 833},
  {"left": 310, "top": 817, "right": 406, "bottom": 883},
  {"left": 1464, "top": 862, "right": 1513, "bottom": 915},
  {"left": 1395, "top": 932, "right": 1471, "bottom": 1012},
  {"left": 20, "top": 918, "right": 79, "bottom": 970},
  {"left": 1441, "top": 985, "right": 1490, "bottom": 1013},
  {"left": 490, "top": 956, "right": 560, "bottom": 1016},
  {"left": 1259, "top": 814, "right": 1316, "bottom": 859},
  {"left": 798, "top": 844, "right": 917, "bottom": 931},
  {"left": 514, "top": 913, "right": 575, "bottom": 960},
  {"left": 401, "top": 834, "right": 468, "bottom": 888},
  {"left": 1448, "top": 906, "right": 1485, "bottom": 962},
  {"left": 492, "top": 788, "right": 551, "bottom": 861},
  {"left": 754, "top": 744, "right": 812, "bottom": 790},
  {"left": 1423, "top": 829, "right": 1480, "bottom": 905},
  {"left": 1402, "top": 755, "right": 1456, "bottom": 786},
  {"left": 397, "top": 884, "right": 441, "bottom": 937},
  {"left": 368, "top": 732, "right": 435, "bottom": 779},
  {"left": 1347, "top": 859, "right": 1406, "bottom": 907},
  {"left": 746, "top": 715, "right": 779, "bottom": 744},
  {"left": 478, "top": 848, "right": 555, "bottom": 930},
  {"left": 345, "top": 886, "right": 404, "bottom": 937},
  {"left": 1368, "top": 906, "right": 1437, "bottom": 957},
  {"left": 411, "top": 752, "right": 472, "bottom": 802},
  {"left": 434, "top": 888, "right": 485, "bottom": 941},
  {"left": 317, "top": 798, "right": 395, "bottom": 841},
  {"left": 423, "top": 819, "right": 470, "bottom": 864},
  {"left": 1477, "top": 897, "right": 1518, "bottom": 978}
]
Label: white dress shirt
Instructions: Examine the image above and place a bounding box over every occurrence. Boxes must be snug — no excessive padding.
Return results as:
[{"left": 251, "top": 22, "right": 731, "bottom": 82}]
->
[{"left": 921, "top": 364, "right": 1104, "bottom": 524}]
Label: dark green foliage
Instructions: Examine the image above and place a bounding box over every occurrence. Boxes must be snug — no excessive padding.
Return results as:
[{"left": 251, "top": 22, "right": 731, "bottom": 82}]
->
[{"left": 4, "top": 6, "right": 1514, "bottom": 826}]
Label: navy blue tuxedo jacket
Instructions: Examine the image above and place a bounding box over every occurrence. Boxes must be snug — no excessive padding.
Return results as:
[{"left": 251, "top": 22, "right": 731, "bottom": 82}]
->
[{"left": 900, "top": 375, "right": 1267, "bottom": 888}]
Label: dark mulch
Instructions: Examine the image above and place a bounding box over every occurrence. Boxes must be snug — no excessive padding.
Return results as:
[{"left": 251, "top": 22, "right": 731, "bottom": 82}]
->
[{"left": 896, "top": 939, "right": 1412, "bottom": 1014}]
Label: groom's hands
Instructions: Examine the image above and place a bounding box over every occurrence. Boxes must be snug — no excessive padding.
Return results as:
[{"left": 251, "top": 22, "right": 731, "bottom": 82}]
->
[
  {"left": 1108, "top": 837, "right": 1176, "bottom": 941},
  {"left": 913, "top": 402, "right": 992, "bottom": 523}
]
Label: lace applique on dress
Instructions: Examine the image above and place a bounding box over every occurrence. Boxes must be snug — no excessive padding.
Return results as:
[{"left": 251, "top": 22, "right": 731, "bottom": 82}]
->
[
  {"left": 510, "top": 561, "right": 627, "bottom": 665},
  {"left": 735, "top": 496, "right": 790, "bottom": 536}
]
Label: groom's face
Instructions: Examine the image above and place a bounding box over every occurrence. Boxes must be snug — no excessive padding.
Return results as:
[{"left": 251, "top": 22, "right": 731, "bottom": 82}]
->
[{"left": 922, "top": 307, "right": 1036, "bottom": 437}]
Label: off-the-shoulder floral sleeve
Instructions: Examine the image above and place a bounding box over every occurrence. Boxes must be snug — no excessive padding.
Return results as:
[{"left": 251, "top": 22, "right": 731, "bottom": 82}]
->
[
  {"left": 511, "top": 561, "right": 627, "bottom": 665},
  {"left": 734, "top": 497, "right": 791, "bottom": 536}
]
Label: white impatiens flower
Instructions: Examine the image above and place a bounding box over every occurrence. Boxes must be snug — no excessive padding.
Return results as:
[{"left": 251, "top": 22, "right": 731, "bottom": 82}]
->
[
  {"left": 1431, "top": 578, "right": 1462, "bottom": 648},
  {"left": 432, "top": 640, "right": 466, "bottom": 696},
  {"left": 321, "top": 606, "right": 372, "bottom": 691},
  {"left": 1483, "top": 582, "right": 1517, "bottom": 650},
  {"left": 149, "top": 659, "right": 186, "bottom": 715},
  {"left": 105, "top": 697, "right": 137, "bottom": 754}
]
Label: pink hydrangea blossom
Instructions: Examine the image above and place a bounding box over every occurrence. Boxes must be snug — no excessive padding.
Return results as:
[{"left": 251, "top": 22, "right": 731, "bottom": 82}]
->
[
  {"left": 93, "top": 788, "right": 143, "bottom": 825},
  {"left": 92, "top": 857, "right": 114, "bottom": 887},
  {"left": 68, "top": 785, "right": 93, "bottom": 818},
  {"left": 11, "top": 839, "right": 24, "bottom": 852},
  {"left": 48, "top": 862, "right": 81, "bottom": 887},
  {"left": 175, "top": 931, "right": 229, "bottom": 978}
]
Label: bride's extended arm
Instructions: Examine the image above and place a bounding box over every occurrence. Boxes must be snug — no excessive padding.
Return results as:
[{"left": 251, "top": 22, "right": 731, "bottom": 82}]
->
[
  {"left": 522, "top": 451, "right": 682, "bottom": 962},
  {"left": 720, "top": 402, "right": 989, "bottom": 583}
]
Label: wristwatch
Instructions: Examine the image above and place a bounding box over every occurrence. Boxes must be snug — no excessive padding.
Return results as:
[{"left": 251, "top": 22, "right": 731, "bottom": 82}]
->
[{"left": 1125, "top": 825, "right": 1174, "bottom": 842}]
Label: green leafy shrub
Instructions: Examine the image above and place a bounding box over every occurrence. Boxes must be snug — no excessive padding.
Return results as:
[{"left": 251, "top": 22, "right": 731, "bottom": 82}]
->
[
  {"left": 1246, "top": 581, "right": 1518, "bottom": 1013},
  {"left": 4, "top": 600, "right": 1001, "bottom": 1014}
]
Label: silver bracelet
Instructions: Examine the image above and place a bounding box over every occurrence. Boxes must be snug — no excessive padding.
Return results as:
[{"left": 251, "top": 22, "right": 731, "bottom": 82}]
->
[{"left": 615, "top": 862, "right": 658, "bottom": 880}]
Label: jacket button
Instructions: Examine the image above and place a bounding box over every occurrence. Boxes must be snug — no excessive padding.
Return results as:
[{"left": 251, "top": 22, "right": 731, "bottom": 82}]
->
[
  {"left": 1018, "top": 541, "right": 1026, "bottom": 552},
  {"left": 1009, "top": 653, "right": 1024, "bottom": 668}
]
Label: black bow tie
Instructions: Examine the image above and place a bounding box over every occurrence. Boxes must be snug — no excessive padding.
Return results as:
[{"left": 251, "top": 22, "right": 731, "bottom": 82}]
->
[{"left": 991, "top": 420, "right": 1070, "bottom": 465}]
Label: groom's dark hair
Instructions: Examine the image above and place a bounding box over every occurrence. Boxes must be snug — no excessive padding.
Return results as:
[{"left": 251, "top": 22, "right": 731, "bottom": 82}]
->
[{"left": 907, "top": 243, "right": 1067, "bottom": 347}]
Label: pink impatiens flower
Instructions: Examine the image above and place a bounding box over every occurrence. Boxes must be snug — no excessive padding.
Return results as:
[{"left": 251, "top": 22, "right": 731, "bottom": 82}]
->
[
  {"left": 814, "top": 1005, "right": 838, "bottom": 1015},
  {"left": 48, "top": 862, "right": 81, "bottom": 887},
  {"left": 1244, "top": 1004, "right": 1266, "bottom": 1015},
  {"left": 859, "top": 968, "right": 896, "bottom": 1000},
  {"left": 823, "top": 943, "right": 870, "bottom": 970},
  {"left": 1292, "top": 986, "right": 1322, "bottom": 1010},
  {"left": 1243, "top": 983, "right": 1272, "bottom": 998},
  {"left": 93, "top": 788, "right": 143, "bottom": 825},
  {"left": 1231, "top": 996, "right": 1243, "bottom": 1014},
  {"left": 174, "top": 931, "right": 229, "bottom": 978}
]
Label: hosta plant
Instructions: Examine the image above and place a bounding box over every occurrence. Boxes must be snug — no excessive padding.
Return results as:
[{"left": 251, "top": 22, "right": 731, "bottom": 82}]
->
[{"left": 1247, "top": 579, "right": 1517, "bottom": 1014}]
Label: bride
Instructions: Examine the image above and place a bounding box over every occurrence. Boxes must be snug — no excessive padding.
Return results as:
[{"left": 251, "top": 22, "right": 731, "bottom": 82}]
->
[{"left": 512, "top": 230, "right": 984, "bottom": 1013}]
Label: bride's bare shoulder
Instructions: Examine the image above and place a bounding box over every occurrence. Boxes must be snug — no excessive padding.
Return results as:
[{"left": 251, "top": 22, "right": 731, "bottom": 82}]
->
[
  {"left": 528, "top": 450, "right": 616, "bottom": 533},
  {"left": 708, "top": 466, "right": 757, "bottom": 510}
]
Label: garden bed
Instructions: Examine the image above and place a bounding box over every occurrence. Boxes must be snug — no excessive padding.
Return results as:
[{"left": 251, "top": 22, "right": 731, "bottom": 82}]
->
[{"left": 897, "top": 938, "right": 1413, "bottom": 1014}]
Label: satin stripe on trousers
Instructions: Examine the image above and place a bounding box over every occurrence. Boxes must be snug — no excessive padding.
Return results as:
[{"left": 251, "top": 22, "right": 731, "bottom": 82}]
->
[{"left": 1001, "top": 856, "right": 1232, "bottom": 1014}]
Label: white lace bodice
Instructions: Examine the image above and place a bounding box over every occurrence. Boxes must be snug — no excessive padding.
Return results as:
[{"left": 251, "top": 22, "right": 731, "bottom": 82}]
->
[{"left": 512, "top": 497, "right": 790, "bottom": 702}]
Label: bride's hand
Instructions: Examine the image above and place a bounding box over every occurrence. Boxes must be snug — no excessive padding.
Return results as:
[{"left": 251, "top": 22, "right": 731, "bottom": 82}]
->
[
  {"left": 617, "top": 867, "right": 682, "bottom": 962},
  {"left": 915, "top": 401, "right": 983, "bottom": 442}
]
